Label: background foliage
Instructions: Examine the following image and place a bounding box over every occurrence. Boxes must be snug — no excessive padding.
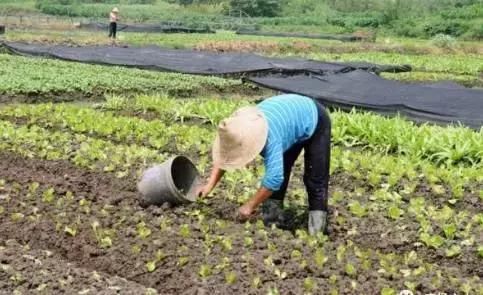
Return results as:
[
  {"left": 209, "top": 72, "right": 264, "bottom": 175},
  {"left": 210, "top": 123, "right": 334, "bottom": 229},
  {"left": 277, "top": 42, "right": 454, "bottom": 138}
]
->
[{"left": 0, "top": 0, "right": 481, "bottom": 39}]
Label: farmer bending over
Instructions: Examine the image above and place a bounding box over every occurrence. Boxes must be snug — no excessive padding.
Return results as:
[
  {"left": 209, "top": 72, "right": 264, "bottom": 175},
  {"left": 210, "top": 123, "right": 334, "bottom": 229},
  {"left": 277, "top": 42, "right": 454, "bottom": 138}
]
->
[
  {"left": 108, "top": 7, "right": 119, "bottom": 44},
  {"left": 198, "top": 94, "right": 331, "bottom": 235}
]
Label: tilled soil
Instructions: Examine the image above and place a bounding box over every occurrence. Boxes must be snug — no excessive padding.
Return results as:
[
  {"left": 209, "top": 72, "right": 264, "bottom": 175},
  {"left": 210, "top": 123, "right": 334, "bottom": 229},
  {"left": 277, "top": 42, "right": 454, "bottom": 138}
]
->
[
  {"left": 0, "top": 239, "right": 154, "bottom": 294},
  {"left": 0, "top": 152, "right": 480, "bottom": 294}
]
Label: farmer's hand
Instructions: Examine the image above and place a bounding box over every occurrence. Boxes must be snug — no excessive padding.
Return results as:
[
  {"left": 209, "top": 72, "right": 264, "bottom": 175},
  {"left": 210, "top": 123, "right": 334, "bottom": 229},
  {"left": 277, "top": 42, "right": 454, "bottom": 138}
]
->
[
  {"left": 238, "top": 203, "right": 256, "bottom": 221},
  {"left": 196, "top": 184, "right": 212, "bottom": 198},
  {"left": 196, "top": 167, "right": 225, "bottom": 198}
]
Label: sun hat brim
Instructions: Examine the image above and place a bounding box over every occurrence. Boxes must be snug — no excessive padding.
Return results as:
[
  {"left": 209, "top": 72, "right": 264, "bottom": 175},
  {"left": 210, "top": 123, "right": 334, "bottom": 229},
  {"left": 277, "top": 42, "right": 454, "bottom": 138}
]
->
[{"left": 212, "top": 106, "right": 268, "bottom": 170}]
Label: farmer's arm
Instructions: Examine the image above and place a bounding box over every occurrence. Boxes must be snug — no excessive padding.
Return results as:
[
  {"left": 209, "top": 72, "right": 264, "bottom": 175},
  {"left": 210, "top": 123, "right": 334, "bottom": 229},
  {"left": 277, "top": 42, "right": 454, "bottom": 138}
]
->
[
  {"left": 239, "top": 187, "right": 273, "bottom": 216},
  {"left": 239, "top": 143, "right": 283, "bottom": 217},
  {"left": 198, "top": 166, "right": 225, "bottom": 197}
]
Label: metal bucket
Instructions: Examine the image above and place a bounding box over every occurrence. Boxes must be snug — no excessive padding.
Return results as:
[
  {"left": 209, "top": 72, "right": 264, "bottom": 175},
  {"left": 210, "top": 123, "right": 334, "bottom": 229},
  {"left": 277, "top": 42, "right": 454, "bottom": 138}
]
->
[{"left": 137, "top": 156, "right": 201, "bottom": 206}]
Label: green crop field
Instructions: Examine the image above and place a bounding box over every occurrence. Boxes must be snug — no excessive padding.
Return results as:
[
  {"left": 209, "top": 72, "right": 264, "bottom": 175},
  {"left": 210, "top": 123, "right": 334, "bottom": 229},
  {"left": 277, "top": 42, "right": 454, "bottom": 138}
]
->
[{"left": 0, "top": 1, "right": 482, "bottom": 294}]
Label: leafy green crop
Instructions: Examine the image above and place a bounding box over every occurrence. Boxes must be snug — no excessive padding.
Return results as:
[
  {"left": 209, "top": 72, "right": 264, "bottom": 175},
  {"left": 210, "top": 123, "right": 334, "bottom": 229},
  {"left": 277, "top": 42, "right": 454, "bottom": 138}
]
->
[
  {"left": 0, "top": 103, "right": 214, "bottom": 153},
  {"left": 308, "top": 52, "right": 483, "bottom": 76},
  {"left": 0, "top": 120, "right": 166, "bottom": 174},
  {"left": 0, "top": 54, "right": 242, "bottom": 96},
  {"left": 331, "top": 109, "right": 483, "bottom": 167}
]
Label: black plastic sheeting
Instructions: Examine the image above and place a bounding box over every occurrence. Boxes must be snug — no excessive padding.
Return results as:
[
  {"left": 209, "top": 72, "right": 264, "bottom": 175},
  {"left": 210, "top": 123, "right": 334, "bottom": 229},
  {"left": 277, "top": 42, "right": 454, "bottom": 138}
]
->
[
  {"left": 1, "top": 42, "right": 410, "bottom": 75},
  {"left": 78, "top": 22, "right": 214, "bottom": 34},
  {"left": 236, "top": 30, "right": 363, "bottom": 42},
  {"left": 249, "top": 71, "right": 483, "bottom": 129},
  {"left": 2, "top": 42, "right": 480, "bottom": 128}
]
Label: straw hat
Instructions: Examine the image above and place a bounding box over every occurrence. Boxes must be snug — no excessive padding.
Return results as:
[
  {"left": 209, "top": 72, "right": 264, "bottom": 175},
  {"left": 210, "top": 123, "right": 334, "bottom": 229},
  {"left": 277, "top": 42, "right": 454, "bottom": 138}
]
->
[
  {"left": 212, "top": 106, "right": 268, "bottom": 170},
  {"left": 112, "top": 7, "right": 119, "bottom": 13}
]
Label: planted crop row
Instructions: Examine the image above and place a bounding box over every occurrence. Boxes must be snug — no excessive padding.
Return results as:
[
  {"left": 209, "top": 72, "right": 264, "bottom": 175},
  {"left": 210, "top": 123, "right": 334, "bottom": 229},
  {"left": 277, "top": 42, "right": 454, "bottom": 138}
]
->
[
  {"left": 0, "top": 120, "right": 166, "bottom": 176},
  {"left": 306, "top": 52, "right": 483, "bottom": 76},
  {"left": 98, "top": 95, "right": 483, "bottom": 166},
  {"left": 0, "top": 108, "right": 481, "bottom": 293},
  {"left": 0, "top": 54, "right": 243, "bottom": 96},
  {"left": 381, "top": 72, "right": 482, "bottom": 87},
  {"left": 331, "top": 111, "right": 483, "bottom": 167},
  {"left": 0, "top": 99, "right": 481, "bottom": 193},
  {"left": 0, "top": 103, "right": 214, "bottom": 154},
  {"left": 102, "top": 94, "right": 251, "bottom": 126},
  {"left": 1, "top": 107, "right": 480, "bottom": 204},
  {"left": 0, "top": 176, "right": 481, "bottom": 294}
]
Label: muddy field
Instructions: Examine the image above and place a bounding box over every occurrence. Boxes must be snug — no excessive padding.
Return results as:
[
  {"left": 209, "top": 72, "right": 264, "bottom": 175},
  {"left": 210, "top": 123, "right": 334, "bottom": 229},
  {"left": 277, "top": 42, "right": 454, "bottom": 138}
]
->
[
  {"left": 0, "top": 32, "right": 482, "bottom": 294},
  {"left": 0, "top": 149, "right": 481, "bottom": 294}
]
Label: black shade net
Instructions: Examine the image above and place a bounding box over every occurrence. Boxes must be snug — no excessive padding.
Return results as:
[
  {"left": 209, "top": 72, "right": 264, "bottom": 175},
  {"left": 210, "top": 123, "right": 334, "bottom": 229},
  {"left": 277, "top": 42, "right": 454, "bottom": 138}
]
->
[
  {"left": 1, "top": 42, "right": 481, "bottom": 129},
  {"left": 249, "top": 71, "right": 483, "bottom": 129},
  {"left": 1, "top": 42, "right": 409, "bottom": 75}
]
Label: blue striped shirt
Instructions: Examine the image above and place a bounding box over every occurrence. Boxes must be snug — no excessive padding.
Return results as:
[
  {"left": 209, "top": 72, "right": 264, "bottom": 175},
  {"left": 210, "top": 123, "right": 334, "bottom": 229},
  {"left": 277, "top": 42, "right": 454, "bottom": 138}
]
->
[{"left": 258, "top": 94, "right": 318, "bottom": 191}]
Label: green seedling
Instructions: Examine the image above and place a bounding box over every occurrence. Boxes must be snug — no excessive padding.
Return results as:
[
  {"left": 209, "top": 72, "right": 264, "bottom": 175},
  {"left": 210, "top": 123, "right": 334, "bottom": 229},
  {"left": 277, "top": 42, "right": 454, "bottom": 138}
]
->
[
  {"left": 474, "top": 213, "right": 483, "bottom": 226},
  {"left": 420, "top": 232, "right": 445, "bottom": 249},
  {"left": 215, "top": 257, "right": 231, "bottom": 271},
  {"left": 299, "top": 259, "right": 308, "bottom": 269},
  {"left": 11, "top": 213, "right": 24, "bottom": 222},
  {"left": 443, "top": 223, "right": 457, "bottom": 239},
  {"left": 36, "top": 284, "right": 48, "bottom": 292},
  {"left": 221, "top": 237, "right": 233, "bottom": 251},
  {"left": 100, "top": 236, "right": 112, "bottom": 248},
  {"left": 379, "top": 253, "right": 398, "bottom": 276},
  {"left": 28, "top": 182, "right": 39, "bottom": 193},
  {"left": 432, "top": 205, "right": 454, "bottom": 221},
  {"left": 348, "top": 201, "right": 367, "bottom": 217},
  {"left": 198, "top": 264, "right": 212, "bottom": 278},
  {"left": 252, "top": 276, "right": 261, "bottom": 288},
  {"left": 91, "top": 221, "right": 112, "bottom": 248},
  {"left": 267, "top": 287, "right": 280, "bottom": 295},
  {"left": 303, "top": 277, "right": 316, "bottom": 293},
  {"left": 388, "top": 205, "right": 403, "bottom": 220},
  {"left": 177, "top": 256, "right": 189, "bottom": 267},
  {"left": 225, "top": 271, "right": 237, "bottom": 285},
  {"left": 137, "top": 221, "right": 152, "bottom": 239},
  {"left": 64, "top": 225, "right": 77, "bottom": 237},
  {"left": 146, "top": 261, "right": 156, "bottom": 272},
  {"left": 345, "top": 263, "right": 357, "bottom": 278},
  {"left": 314, "top": 248, "right": 328, "bottom": 268},
  {"left": 274, "top": 268, "right": 287, "bottom": 279},
  {"left": 79, "top": 198, "right": 91, "bottom": 214},
  {"left": 291, "top": 249, "right": 302, "bottom": 260},
  {"left": 244, "top": 237, "right": 254, "bottom": 247},
  {"left": 403, "top": 250, "right": 419, "bottom": 267},
  {"left": 179, "top": 224, "right": 191, "bottom": 238},
  {"left": 42, "top": 188, "right": 55, "bottom": 203},
  {"left": 267, "top": 242, "right": 277, "bottom": 252},
  {"left": 336, "top": 245, "right": 346, "bottom": 262},
  {"left": 380, "top": 287, "right": 396, "bottom": 295},
  {"left": 264, "top": 256, "right": 274, "bottom": 268},
  {"left": 131, "top": 245, "right": 141, "bottom": 255},
  {"left": 431, "top": 184, "right": 446, "bottom": 195},
  {"left": 445, "top": 245, "right": 461, "bottom": 257}
]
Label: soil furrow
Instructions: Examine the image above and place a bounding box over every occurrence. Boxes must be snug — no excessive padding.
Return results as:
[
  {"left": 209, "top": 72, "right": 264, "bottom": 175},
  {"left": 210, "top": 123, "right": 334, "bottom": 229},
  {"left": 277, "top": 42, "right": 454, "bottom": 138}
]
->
[
  {"left": 0, "top": 239, "right": 154, "bottom": 294},
  {"left": 0, "top": 152, "right": 480, "bottom": 295}
]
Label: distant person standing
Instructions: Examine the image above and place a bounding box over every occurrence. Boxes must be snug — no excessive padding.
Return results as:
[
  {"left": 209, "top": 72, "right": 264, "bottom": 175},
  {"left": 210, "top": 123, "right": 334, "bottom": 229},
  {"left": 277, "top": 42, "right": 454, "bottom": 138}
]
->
[{"left": 108, "top": 7, "right": 119, "bottom": 44}]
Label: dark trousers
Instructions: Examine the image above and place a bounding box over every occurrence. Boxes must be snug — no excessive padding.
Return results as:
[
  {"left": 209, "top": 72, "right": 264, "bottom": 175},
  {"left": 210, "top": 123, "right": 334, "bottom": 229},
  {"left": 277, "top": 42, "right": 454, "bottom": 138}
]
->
[
  {"left": 270, "top": 102, "right": 331, "bottom": 211},
  {"left": 108, "top": 22, "right": 117, "bottom": 39}
]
